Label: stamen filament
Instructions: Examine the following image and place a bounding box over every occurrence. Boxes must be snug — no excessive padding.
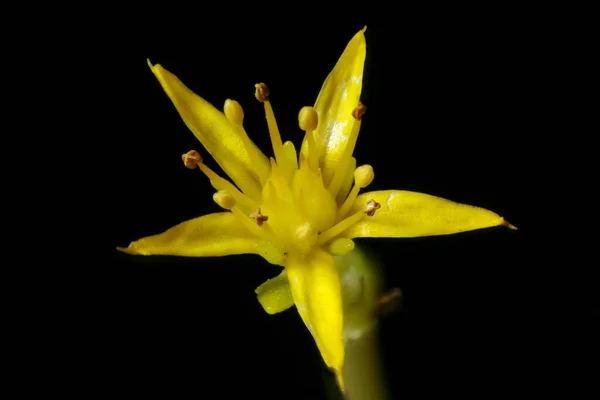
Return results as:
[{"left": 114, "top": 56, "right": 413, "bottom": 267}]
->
[
  {"left": 224, "top": 99, "right": 270, "bottom": 184},
  {"left": 198, "top": 163, "right": 259, "bottom": 210},
  {"left": 239, "top": 125, "right": 271, "bottom": 185},
  {"left": 337, "top": 184, "right": 361, "bottom": 219},
  {"left": 305, "top": 129, "right": 319, "bottom": 170},
  {"left": 231, "top": 207, "right": 273, "bottom": 242},
  {"left": 298, "top": 106, "right": 320, "bottom": 170},
  {"left": 338, "top": 164, "right": 374, "bottom": 219},
  {"left": 317, "top": 210, "right": 365, "bottom": 245},
  {"left": 263, "top": 100, "right": 285, "bottom": 165}
]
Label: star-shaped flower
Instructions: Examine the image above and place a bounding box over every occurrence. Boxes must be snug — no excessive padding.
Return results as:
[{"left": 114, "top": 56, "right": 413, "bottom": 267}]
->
[{"left": 118, "top": 27, "right": 515, "bottom": 391}]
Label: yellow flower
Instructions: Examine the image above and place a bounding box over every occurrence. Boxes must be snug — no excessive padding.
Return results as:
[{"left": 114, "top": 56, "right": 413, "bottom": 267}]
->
[{"left": 118, "top": 27, "right": 515, "bottom": 391}]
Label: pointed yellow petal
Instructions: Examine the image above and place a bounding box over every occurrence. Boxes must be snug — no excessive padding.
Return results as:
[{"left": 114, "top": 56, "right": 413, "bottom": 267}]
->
[
  {"left": 286, "top": 249, "right": 344, "bottom": 389},
  {"left": 148, "top": 61, "right": 268, "bottom": 200},
  {"left": 255, "top": 270, "right": 294, "bottom": 315},
  {"left": 117, "top": 212, "right": 284, "bottom": 265},
  {"left": 342, "top": 190, "right": 514, "bottom": 238},
  {"left": 301, "top": 28, "right": 366, "bottom": 187}
]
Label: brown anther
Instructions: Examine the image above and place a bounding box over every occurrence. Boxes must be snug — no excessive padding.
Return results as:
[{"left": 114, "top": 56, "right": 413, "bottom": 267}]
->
[
  {"left": 254, "top": 83, "right": 270, "bottom": 102},
  {"left": 182, "top": 150, "right": 202, "bottom": 169},
  {"left": 376, "top": 288, "right": 402, "bottom": 317},
  {"left": 352, "top": 102, "right": 367, "bottom": 120},
  {"left": 364, "top": 199, "right": 381, "bottom": 216},
  {"left": 249, "top": 208, "right": 269, "bottom": 226}
]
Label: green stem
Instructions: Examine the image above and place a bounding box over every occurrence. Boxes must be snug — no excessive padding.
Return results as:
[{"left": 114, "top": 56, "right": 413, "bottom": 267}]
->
[
  {"left": 330, "top": 245, "right": 391, "bottom": 400},
  {"left": 343, "top": 324, "right": 389, "bottom": 400}
]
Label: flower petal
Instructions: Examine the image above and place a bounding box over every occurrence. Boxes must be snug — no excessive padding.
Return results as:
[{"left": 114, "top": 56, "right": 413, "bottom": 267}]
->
[
  {"left": 286, "top": 249, "right": 345, "bottom": 391},
  {"left": 343, "top": 190, "right": 514, "bottom": 238},
  {"left": 301, "top": 28, "right": 367, "bottom": 187},
  {"left": 255, "top": 270, "right": 294, "bottom": 315},
  {"left": 117, "top": 212, "right": 284, "bottom": 265},
  {"left": 148, "top": 61, "right": 267, "bottom": 200}
]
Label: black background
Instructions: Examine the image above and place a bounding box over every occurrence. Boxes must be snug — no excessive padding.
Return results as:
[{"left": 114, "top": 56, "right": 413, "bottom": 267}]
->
[{"left": 95, "top": 13, "right": 533, "bottom": 399}]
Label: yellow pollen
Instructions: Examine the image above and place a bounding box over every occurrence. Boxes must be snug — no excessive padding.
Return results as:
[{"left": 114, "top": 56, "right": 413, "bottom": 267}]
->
[{"left": 250, "top": 208, "right": 269, "bottom": 226}]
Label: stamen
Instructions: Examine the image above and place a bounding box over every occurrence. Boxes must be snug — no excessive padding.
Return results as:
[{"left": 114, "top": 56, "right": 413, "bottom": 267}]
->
[
  {"left": 182, "top": 150, "right": 202, "bottom": 169},
  {"left": 213, "top": 191, "right": 236, "bottom": 210},
  {"left": 224, "top": 99, "right": 244, "bottom": 125},
  {"left": 254, "top": 82, "right": 270, "bottom": 102},
  {"left": 328, "top": 102, "right": 367, "bottom": 197},
  {"left": 365, "top": 199, "right": 380, "bottom": 217},
  {"left": 376, "top": 288, "right": 402, "bottom": 317},
  {"left": 317, "top": 199, "right": 380, "bottom": 245},
  {"left": 231, "top": 207, "right": 273, "bottom": 243},
  {"left": 327, "top": 238, "right": 355, "bottom": 255},
  {"left": 317, "top": 210, "right": 364, "bottom": 245},
  {"left": 337, "top": 165, "right": 374, "bottom": 219},
  {"left": 224, "top": 99, "right": 270, "bottom": 184},
  {"left": 249, "top": 208, "right": 269, "bottom": 226},
  {"left": 255, "top": 83, "right": 286, "bottom": 174},
  {"left": 298, "top": 106, "right": 319, "bottom": 170},
  {"left": 184, "top": 149, "right": 259, "bottom": 210},
  {"left": 352, "top": 102, "right": 367, "bottom": 120}
]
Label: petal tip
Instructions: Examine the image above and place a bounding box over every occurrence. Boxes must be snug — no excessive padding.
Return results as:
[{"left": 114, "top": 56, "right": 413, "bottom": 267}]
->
[
  {"left": 361, "top": 25, "right": 367, "bottom": 33},
  {"left": 503, "top": 220, "right": 518, "bottom": 230},
  {"left": 116, "top": 244, "right": 141, "bottom": 255},
  {"left": 334, "top": 367, "right": 345, "bottom": 392}
]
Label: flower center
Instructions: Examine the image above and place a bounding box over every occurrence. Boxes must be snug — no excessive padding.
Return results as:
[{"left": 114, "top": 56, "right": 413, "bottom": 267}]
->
[{"left": 185, "top": 83, "right": 380, "bottom": 259}]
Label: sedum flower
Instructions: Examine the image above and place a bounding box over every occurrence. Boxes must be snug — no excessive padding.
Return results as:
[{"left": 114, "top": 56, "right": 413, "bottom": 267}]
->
[{"left": 118, "top": 27, "right": 515, "bottom": 391}]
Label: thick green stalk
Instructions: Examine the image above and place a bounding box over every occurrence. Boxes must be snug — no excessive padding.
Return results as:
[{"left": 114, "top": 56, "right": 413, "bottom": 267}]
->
[{"left": 332, "top": 245, "right": 392, "bottom": 400}]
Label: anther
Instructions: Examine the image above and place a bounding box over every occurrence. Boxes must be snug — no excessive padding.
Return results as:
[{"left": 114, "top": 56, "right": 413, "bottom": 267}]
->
[
  {"left": 376, "top": 288, "right": 402, "bottom": 317},
  {"left": 298, "top": 106, "right": 318, "bottom": 131},
  {"left": 298, "top": 106, "right": 320, "bottom": 169},
  {"left": 364, "top": 199, "right": 380, "bottom": 216},
  {"left": 224, "top": 99, "right": 244, "bottom": 125},
  {"left": 250, "top": 208, "right": 269, "bottom": 226},
  {"left": 213, "top": 191, "right": 236, "bottom": 210},
  {"left": 255, "top": 83, "right": 270, "bottom": 103},
  {"left": 182, "top": 150, "right": 202, "bottom": 169},
  {"left": 328, "top": 238, "right": 355, "bottom": 256},
  {"left": 352, "top": 102, "right": 367, "bottom": 120},
  {"left": 354, "top": 165, "right": 374, "bottom": 188}
]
